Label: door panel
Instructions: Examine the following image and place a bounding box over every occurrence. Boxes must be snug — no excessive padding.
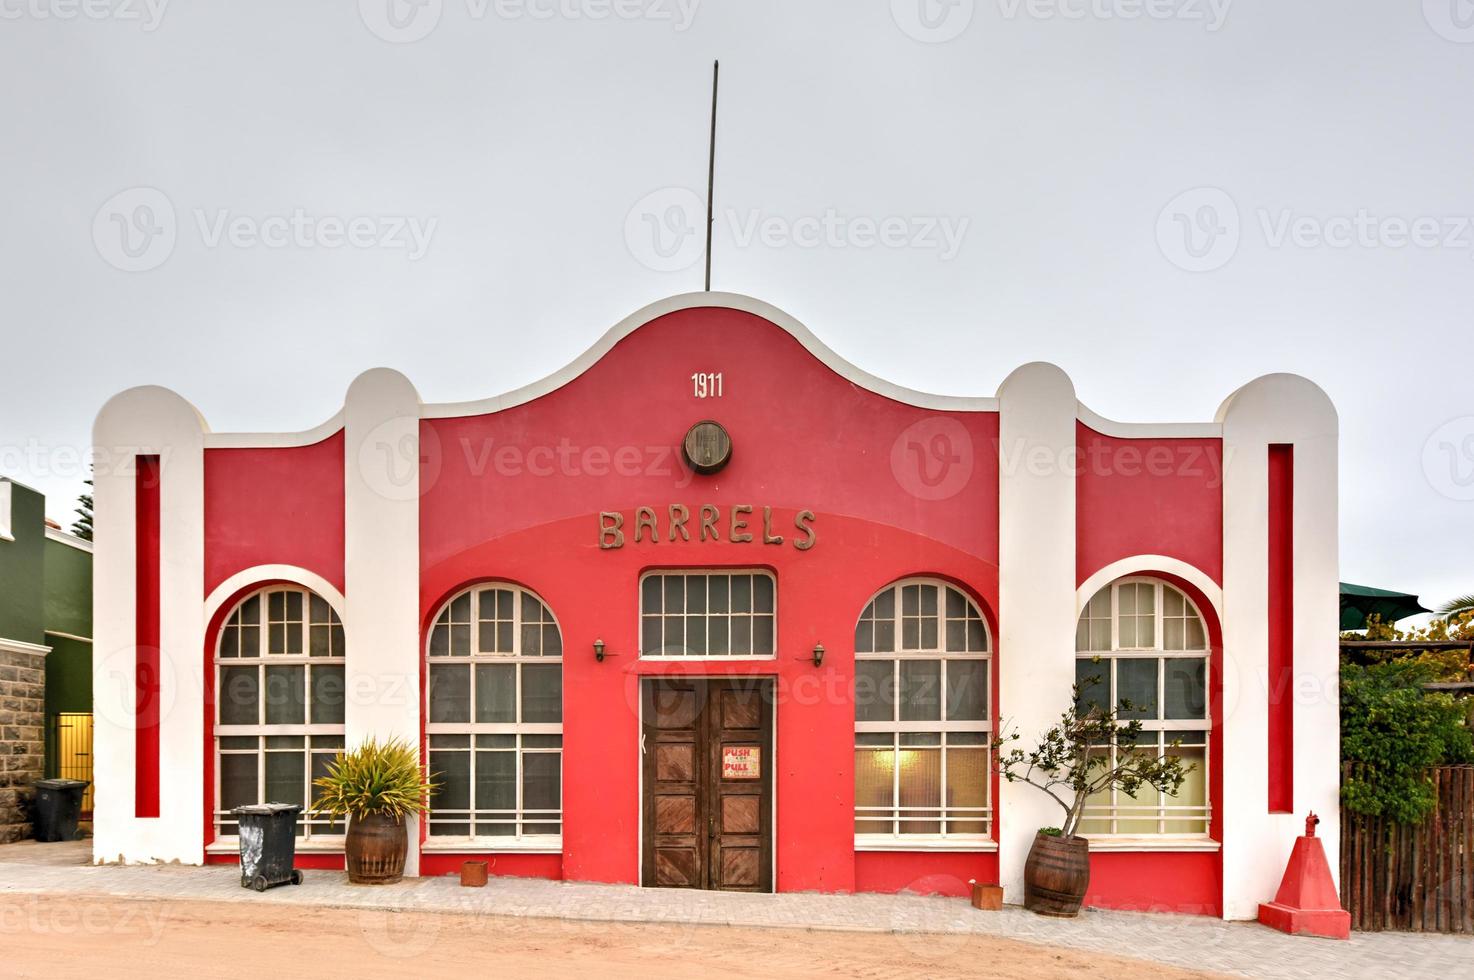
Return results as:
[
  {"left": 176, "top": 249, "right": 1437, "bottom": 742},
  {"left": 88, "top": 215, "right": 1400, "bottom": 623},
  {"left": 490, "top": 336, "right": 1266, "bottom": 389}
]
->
[
  {"left": 707, "top": 682, "right": 771, "bottom": 893},
  {"left": 643, "top": 679, "right": 705, "bottom": 889},
  {"left": 642, "top": 678, "right": 773, "bottom": 892}
]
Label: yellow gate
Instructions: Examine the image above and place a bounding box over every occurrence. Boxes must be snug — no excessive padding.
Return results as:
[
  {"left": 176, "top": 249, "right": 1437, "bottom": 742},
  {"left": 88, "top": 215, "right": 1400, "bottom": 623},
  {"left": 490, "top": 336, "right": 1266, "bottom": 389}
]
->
[{"left": 51, "top": 713, "right": 94, "bottom": 816}]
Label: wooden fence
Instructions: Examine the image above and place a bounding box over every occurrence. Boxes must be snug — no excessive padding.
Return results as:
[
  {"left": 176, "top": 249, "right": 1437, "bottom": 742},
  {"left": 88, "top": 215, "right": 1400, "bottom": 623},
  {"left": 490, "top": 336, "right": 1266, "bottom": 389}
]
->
[{"left": 1340, "top": 765, "right": 1474, "bottom": 932}]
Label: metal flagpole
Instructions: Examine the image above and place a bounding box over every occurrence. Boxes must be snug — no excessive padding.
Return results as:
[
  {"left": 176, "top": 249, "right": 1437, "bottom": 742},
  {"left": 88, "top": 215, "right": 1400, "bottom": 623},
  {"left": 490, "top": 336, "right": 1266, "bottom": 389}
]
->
[{"left": 704, "top": 60, "right": 718, "bottom": 292}]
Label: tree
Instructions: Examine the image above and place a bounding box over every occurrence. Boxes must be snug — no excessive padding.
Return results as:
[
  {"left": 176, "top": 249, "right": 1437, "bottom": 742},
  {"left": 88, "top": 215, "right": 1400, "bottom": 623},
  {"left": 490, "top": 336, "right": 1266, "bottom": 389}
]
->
[
  {"left": 1341, "top": 658, "right": 1473, "bottom": 823},
  {"left": 1439, "top": 594, "right": 1474, "bottom": 618},
  {"left": 70, "top": 477, "right": 92, "bottom": 541},
  {"left": 1344, "top": 612, "right": 1473, "bottom": 680},
  {"left": 992, "top": 673, "right": 1193, "bottom": 838}
]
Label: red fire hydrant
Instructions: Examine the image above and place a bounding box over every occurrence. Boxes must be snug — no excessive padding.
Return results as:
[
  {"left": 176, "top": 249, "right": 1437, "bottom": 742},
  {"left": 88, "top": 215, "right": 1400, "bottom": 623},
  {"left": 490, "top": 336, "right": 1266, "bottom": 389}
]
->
[{"left": 1256, "top": 813, "right": 1350, "bottom": 940}]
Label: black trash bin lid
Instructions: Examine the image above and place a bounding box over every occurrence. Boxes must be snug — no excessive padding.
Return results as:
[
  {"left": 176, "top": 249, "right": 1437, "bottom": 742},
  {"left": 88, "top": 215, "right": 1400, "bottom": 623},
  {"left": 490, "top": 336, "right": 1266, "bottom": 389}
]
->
[
  {"left": 230, "top": 803, "right": 304, "bottom": 815},
  {"left": 33, "top": 779, "right": 90, "bottom": 790}
]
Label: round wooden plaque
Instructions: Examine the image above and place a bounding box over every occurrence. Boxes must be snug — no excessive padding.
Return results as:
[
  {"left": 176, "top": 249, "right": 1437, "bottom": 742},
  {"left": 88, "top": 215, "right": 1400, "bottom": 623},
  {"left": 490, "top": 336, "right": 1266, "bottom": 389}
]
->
[{"left": 682, "top": 420, "right": 732, "bottom": 475}]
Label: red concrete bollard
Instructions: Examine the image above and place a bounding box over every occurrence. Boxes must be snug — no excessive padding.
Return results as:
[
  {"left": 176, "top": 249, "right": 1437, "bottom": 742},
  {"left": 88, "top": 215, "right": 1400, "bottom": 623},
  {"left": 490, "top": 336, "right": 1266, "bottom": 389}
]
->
[{"left": 1257, "top": 813, "right": 1350, "bottom": 940}]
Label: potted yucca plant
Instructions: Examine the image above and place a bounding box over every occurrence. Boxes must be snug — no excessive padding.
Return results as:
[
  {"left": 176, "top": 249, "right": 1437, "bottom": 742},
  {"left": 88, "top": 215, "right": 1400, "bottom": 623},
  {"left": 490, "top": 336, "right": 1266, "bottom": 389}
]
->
[{"left": 312, "top": 737, "right": 436, "bottom": 885}]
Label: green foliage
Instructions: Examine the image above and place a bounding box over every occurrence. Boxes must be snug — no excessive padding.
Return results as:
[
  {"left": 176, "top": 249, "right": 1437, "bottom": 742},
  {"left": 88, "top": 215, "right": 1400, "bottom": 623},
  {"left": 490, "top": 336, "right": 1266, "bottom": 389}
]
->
[
  {"left": 1341, "top": 659, "right": 1473, "bottom": 823},
  {"left": 1038, "top": 827, "right": 1063, "bottom": 837},
  {"left": 1439, "top": 595, "right": 1474, "bottom": 618},
  {"left": 1343, "top": 613, "right": 1474, "bottom": 680},
  {"left": 311, "top": 737, "right": 437, "bottom": 824},
  {"left": 992, "top": 672, "right": 1193, "bottom": 839},
  {"left": 71, "top": 478, "right": 92, "bottom": 541}
]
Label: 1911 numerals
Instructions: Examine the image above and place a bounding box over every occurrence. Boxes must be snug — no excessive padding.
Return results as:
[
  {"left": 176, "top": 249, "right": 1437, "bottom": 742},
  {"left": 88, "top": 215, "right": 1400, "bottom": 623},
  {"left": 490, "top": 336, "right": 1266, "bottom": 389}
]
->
[{"left": 691, "top": 372, "right": 723, "bottom": 398}]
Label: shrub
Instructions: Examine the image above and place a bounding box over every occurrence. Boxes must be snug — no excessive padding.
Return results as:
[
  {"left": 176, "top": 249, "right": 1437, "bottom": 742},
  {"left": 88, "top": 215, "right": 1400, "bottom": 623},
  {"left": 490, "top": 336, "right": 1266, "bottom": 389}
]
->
[{"left": 1341, "top": 659, "right": 1473, "bottom": 823}]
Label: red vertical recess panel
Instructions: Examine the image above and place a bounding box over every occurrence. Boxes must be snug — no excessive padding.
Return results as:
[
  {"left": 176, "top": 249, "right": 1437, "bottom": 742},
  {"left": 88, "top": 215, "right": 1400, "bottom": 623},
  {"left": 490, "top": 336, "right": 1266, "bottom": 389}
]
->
[
  {"left": 1267, "top": 444, "right": 1294, "bottom": 814},
  {"left": 135, "top": 455, "right": 161, "bottom": 819}
]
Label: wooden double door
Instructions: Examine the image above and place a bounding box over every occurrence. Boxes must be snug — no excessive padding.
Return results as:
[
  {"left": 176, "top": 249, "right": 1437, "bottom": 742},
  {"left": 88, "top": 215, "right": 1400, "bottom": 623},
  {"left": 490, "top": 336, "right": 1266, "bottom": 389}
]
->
[{"left": 641, "top": 677, "right": 774, "bottom": 892}]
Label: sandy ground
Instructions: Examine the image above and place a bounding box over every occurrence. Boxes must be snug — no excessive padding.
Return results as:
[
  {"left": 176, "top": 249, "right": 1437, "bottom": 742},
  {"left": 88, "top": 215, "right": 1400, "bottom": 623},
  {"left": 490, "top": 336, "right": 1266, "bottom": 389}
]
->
[{"left": 1, "top": 893, "right": 1229, "bottom": 980}]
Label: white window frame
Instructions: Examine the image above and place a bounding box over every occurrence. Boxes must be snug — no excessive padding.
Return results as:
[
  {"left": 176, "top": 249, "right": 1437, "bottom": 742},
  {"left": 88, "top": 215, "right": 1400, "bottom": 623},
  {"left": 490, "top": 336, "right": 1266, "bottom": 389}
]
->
[
  {"left": 1074, "top": 576, "right": 1212, "bottom": 840},
  {"left": 854, "top": 578, "right": 993, "bottom": 848},
  {"left": 637, "top": 568, "right": 778, "bottom": 661},
  {"left": 424, "top": 583, "right": 563, "bottom": 850},
  {"left": 212, "top": 585, "right": 346, "bottom": 846}
]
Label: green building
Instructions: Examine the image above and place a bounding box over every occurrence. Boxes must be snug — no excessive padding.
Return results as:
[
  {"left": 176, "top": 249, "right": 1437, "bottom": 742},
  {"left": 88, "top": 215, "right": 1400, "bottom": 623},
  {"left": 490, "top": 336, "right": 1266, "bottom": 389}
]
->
[{"left": 0, "top": 477, "right": 93, "bottom": 843}]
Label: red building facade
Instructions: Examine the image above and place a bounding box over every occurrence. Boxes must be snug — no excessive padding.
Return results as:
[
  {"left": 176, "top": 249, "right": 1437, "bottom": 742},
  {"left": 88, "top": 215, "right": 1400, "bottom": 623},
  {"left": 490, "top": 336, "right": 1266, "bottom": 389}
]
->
[{"left": 92, "top": 294, "right": 1341, "bottom": 919}]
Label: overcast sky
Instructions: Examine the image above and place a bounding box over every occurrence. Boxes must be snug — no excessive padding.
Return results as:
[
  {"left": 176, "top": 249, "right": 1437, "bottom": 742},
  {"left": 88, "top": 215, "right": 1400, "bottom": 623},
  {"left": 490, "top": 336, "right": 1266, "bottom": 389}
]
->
[{"left": 2, "top": 2, "right": 1471, "bottom": 611}]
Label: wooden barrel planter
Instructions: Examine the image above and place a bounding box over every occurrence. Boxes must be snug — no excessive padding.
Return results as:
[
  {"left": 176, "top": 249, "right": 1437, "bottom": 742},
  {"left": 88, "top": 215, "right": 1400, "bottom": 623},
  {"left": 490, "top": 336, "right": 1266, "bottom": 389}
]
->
[
  {"left": 345, "top": 812, "right": 408, "bottom": 884},
  {"left": 1023, "top": 831, "right": 1091, "bottom": 917}
]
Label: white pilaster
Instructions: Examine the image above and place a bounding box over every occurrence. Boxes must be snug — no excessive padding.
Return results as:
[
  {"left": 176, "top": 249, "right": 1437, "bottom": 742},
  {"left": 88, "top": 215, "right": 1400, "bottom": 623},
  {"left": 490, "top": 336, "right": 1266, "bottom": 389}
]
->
[
  {"left": 92, "top": 386, "right": 207, "bottom": 864},
  {"left": 1216, "top": 374, "right": 1339, "bottom": 920},
  {"left": 996, "top": 362, "right": 1078, "bottom": 902},
  {"left": 343, "top": 368, "right": 423, "bottom": 875}
]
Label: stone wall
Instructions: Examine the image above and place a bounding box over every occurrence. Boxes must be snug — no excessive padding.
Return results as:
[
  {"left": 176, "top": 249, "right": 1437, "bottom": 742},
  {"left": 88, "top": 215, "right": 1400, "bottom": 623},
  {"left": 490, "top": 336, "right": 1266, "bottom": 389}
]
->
[{"left": 0, "top": 646, "right": 46, "bottom": 844}]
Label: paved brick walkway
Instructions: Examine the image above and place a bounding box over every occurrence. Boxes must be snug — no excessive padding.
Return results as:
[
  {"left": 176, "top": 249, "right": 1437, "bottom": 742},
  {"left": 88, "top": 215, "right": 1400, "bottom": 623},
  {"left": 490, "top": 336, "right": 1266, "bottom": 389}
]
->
[{"left": 1, "top": 841, "right": 1466, "bottom": 979}]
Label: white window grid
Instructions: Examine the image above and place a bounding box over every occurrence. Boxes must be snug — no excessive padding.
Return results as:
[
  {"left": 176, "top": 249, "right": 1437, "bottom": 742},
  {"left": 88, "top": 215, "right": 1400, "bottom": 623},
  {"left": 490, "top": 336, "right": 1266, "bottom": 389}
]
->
[
  {"left": 638, "top": 569, "right": 777, "bottom": 659},
  {"left": 1077, "top": 731, "right": 1211, "bottom": 836},
  {"left": 1074, "top": 577, "right": 1212, "bottom": 837},
  {"left": 425, "top": 734, "right": 563, "bottom": 841},
  {"left": 213, "top": 586, "right": 346, "bottom": 842},
  {"left": 855, "top": 579, "right": 993, "bottom": 843},
  {"left": 425, "top": 584, "right": 563, "bottom": 845}
]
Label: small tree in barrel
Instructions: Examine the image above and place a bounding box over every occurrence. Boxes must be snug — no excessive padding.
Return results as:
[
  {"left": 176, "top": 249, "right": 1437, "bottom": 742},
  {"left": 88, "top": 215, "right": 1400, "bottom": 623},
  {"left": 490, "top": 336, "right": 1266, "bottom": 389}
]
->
[
  {"left": 993, "top": 671, "right": 1197, "bottom": 916},
  {"left": 992, "top": 672, "right": 1194, "bottom": 839}
]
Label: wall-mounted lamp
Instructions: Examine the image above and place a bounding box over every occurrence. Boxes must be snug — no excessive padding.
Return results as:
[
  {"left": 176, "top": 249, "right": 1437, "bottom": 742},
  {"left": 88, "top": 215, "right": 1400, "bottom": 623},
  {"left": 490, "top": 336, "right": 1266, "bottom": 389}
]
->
[
  {"left": 811, "top": 643, "right": 825, "bottom": 668},
  {"left": 593, "top": 638, "right": 608, "bottom": 663}
]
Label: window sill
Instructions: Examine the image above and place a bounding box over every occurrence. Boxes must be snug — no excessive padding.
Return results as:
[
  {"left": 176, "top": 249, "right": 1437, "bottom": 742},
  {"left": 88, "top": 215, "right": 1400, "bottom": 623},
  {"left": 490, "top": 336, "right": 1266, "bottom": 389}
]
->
[
  {"left": 422, "top": 839, "right": 562, "bottom": 854},
  {"left": 855, "top": 837, "right": 997, "bottom": 853},
  {"left": 1081, "top": 836, "right": 1219, "bottom": 853},
  {"left": 208, "top": 839, "right": 345, "bottom": 854}
]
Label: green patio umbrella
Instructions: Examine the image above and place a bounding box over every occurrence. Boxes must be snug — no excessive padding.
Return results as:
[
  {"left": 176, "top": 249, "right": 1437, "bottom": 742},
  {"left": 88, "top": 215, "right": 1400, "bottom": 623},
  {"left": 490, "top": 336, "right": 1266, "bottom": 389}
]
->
[{"left": 1339, "top": 583, "right": 1431, "bottom": 630}]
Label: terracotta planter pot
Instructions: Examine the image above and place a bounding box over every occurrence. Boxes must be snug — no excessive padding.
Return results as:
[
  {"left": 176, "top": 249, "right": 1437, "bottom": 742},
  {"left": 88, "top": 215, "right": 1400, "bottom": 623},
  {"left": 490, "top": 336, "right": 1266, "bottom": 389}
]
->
[
  {"left": 1023, "top": 831, "right": 1090, "bottom": 917},
  {"left": 345, "top": 812, "right": 407, "bottom": 884},
  {"left": 461, "top": 860, "right": 488, "bottom": 887},
  {"left": 970, "top": 881, "right": 1003, "bottom": 911}
]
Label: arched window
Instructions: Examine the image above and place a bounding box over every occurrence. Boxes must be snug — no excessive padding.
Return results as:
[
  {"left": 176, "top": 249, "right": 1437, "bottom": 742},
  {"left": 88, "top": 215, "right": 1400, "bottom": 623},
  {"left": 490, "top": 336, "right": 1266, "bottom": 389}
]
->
[
  {"left": 1075, "top": 577, "right": 1211, "bottom": 837},
  {"left": 853, "top": 578, "right": 992, "bottom": 843},
  {"left": 425, "top": 584, "right": 563, "bottom": 844},
  {"left": 215, "top": 585, "right": 345, "bottom": 841}
]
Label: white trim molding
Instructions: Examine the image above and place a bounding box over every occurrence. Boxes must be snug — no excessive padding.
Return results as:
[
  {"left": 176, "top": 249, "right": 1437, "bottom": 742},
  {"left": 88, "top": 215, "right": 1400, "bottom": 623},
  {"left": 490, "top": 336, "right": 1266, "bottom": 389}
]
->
[
  {"left": 1075, "top": 403, "right": 1222, "bottom": 440},
  {"left": 0, "top": 479, "right": 12, "bottom": 541},
  {"left": 164, "top": 294, "right": 1262, "bottom": 451},
  {"left": 1076, "top": 555, "right": 1224, "bottom": 624},
  {"left": 421, "top": 839, "right": 564, "bottom": 855},
  {"left": 0, "top": 637, "right": 52, "bottom": 658},
  {"left": 855, "top": 839, "right": 999, "bottom": 853},
  {"left": 204, "top": 565, "right": 347, "bottom": 626},
  {"left": 45, "top": 526, "right": 94, "bottom": 553},
  {"left": 208, "top": 839, "right": 345, "bottom": 855},
  {"left": 1083, "top": 836, "right": 1220, "bottom": 853},
  {"left": 424, "top": 293, "right": 1002, "bottom": 419},
  {"left": 204, "top": 410, "right": 344, "bottom": 450}
]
